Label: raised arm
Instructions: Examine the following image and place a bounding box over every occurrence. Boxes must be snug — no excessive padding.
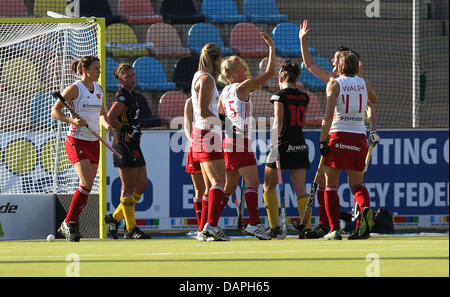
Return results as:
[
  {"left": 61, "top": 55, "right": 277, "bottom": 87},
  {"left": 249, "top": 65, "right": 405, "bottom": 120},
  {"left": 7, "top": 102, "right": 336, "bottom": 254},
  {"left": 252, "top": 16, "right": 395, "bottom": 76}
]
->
[
  {"left": 237, "top": 32, "right": 276, "bottom": 99},
  {"left": 299, "top": 20, "right": 334, "bottom": 83}
]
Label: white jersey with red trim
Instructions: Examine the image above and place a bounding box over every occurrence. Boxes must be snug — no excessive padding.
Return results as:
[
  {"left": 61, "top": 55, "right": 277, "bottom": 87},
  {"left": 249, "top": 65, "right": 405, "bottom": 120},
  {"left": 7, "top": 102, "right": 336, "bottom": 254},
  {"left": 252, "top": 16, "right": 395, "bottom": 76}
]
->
[
  {"left": 330, "top": 76, "right": 368, "bottom": 135},
  {"left": 191, "top": 71, "right": 220, "bottom": 133},
  {"left": 221, "top": 82, "right": 252, "bottom": 138},
  {"left": 67, "top": 80, "right": 103, "bottom": 141}
]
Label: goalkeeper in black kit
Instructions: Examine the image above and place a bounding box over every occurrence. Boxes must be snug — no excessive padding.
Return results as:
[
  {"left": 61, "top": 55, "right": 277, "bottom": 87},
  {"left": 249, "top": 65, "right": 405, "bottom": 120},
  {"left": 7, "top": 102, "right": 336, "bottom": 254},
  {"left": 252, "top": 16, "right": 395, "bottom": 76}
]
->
[{"left": 104, "top": 63, "right": 151, "bottom": 239}]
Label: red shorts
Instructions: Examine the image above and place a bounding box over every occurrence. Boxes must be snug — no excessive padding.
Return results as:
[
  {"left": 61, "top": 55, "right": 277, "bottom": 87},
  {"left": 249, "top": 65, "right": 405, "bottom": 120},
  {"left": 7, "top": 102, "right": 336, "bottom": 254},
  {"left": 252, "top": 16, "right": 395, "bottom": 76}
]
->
[
  {"left": 65, "top": 136, "right": 100, "bottom": 165},
  {"left": 185, "top": 144, "right": 202, "bottom": 174},
  {"left": 223, "top": 136, "right": 257, "bottom": 171},
  {"left": 323, "top": 132, "right": 368, "bottom": 171},
  {"left": 191, "top": 127, "right": 224, "bottom": 163}
]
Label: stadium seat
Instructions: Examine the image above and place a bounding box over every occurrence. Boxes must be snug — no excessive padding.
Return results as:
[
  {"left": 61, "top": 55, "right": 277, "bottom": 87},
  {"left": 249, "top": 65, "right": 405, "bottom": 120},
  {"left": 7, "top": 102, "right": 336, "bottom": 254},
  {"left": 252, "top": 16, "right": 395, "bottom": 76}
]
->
[
  {"left": 172, "top": 56, "right": 199, "bottom": 92},
  {"left": 300, "top": 50, "right": 332, "bottom": 91},
  {"left": 74, "top": 0, "right": 122, "bottom": 24},
  {"left": 118, "top": 0, "right": 163, "bottom": 25},
  {"left": 105, "top": 23, "right": 150, "bottom": 57},
  {"left": 160, "top": 0, "right": 205, "bottom": 24},
  {"left": 304, "top": 91, "right": 323, "bottom": 126},
  {"left": 0, "top": 0, "right": 29, "bottom": 17},
  {"left": 46, "top": 54, "right": 78, "bottom": 91},
  {"left": 250, "top": 90, "right": 273, "bottom": 119},
  {"left": 105, "top": 57, "right": 120, "bottom": 92},
  {"left": 258, "top": 56, "right": 284, "bottom": 91},
  {"left": 158, "top": 91, "right": 188, "bottom": 126},
  {"left": 201, "top": 0, "right": 247, "bottom": 24},
  {"left": 230, "top": 23, "right": 269, "bottom": 58},
  {"left": 132, "top": 57, "right": 176, "bottom": 92},
  {"left": 187, "top": 23, "right": 232, "bottom": 56},
  {"left": 272, "top": 22, "right": 301, "bottom": 57},
  {"left": 146, "top": 23, "right": 190, "bottom": 58},
  {"left": 1, "top": 57, "right": 41, "bottom": 93},
  {"left": 31, "top": 92, "right": 57, "bottom": 130},
  {"left": 33, "top": 0, "right": 66, "bottom": 17},
  {"left": 242, "top": 0, "right": 288, "bottom": 24}
]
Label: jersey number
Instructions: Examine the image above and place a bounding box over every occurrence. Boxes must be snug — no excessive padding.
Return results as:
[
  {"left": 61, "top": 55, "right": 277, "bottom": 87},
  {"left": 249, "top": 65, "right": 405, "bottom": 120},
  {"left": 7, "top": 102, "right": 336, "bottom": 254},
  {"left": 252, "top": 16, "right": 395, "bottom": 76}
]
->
[
  {"left": 225, "top": 100, "right": 237, "bottom": 119},
  {"left": 342, "top": 94, "right": 363, "bottom": 113},
  {"left": 288, "top": 105, "right": 305, "bottom": 127}
]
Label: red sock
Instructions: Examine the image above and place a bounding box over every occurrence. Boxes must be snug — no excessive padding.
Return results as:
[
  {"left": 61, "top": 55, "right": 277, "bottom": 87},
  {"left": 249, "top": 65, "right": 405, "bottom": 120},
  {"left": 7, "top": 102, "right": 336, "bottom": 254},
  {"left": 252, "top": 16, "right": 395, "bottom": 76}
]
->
[
  {"left": 207, "top": 185, "right": 225, "bottom": 226},
  {"left": 193, "top": 196, "right": 202, "bottom": 231},
  {"left": 352, "top": 185, "right": 370, "bottom": 228},
  {"left": 324, "top": 186, "right": 340, "bottom": 231},
  {"left": 200, "top": 194, "right": 208, "bottom": 231},
  {"left": 245, "top": 187, "right": 260, "bottom": 225},
  {"left": 66, "top": 185, "right": 91, "bottom": 223},
  {"left": 317, "top": 187, "right": 329, "bottom": 226}
]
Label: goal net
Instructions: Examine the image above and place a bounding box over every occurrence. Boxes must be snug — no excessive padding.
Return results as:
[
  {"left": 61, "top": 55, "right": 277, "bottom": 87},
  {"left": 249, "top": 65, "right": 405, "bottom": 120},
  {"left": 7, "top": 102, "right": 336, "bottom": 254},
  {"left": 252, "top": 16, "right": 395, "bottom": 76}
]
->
[{"left": 0, "top": 19, "right": 101, "bottom": 195}]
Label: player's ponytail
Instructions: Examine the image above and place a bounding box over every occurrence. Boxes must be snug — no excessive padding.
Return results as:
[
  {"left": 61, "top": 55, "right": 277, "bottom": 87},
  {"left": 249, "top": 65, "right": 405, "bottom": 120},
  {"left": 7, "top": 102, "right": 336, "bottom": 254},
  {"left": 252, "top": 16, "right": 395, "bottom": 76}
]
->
[
  {"left": 198, "top": 43, "right": 221, "bottom": 78},
  {"left": 71, "top": 55, "right": 100, "bottom": 75},
  {"left": 279, "top": 60, "right": 301, "bottom": 83}
]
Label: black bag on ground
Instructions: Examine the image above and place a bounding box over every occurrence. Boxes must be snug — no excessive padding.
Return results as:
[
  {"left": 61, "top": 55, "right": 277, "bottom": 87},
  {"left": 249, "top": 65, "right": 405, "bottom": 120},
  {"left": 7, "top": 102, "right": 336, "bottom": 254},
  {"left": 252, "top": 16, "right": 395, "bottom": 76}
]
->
[{"left": 372, "top": 208, "right": 394, "bottom": 234}]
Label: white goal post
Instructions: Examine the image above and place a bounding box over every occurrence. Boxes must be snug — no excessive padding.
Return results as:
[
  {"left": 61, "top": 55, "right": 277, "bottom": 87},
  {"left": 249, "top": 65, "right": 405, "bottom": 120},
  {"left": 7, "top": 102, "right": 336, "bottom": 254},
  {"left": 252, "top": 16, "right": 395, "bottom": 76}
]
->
[{"left": 0, "top": 17, "right": 108, "bottom": 238}]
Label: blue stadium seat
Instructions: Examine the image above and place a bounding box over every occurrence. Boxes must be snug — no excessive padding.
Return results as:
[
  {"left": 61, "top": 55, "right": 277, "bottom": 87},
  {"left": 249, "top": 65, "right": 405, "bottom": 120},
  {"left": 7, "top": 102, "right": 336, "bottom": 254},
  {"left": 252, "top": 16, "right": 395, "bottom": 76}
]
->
[
  {"left": 201, "top": 0, "right": 247, "bottom": 24},
  {"left": 187, "top": 23, "right": 232, "bottom": 56},
  {"left": 243, "top": 0, "right": 288, "bottom": 24},
  {"left": 105, "top": 57, "right": 120, "bottom": 92},
  {"left": 132, "top": 57, "right": 176, "bottom": 92},
  {"left": 272, "top": 22, "right": 300, "bottom": 57},
  {"left": 160, "top": 0, "right": 205, "bottom": 24},
  {"left": 300, "top": 49, "right": 333, "bottom": 91}
]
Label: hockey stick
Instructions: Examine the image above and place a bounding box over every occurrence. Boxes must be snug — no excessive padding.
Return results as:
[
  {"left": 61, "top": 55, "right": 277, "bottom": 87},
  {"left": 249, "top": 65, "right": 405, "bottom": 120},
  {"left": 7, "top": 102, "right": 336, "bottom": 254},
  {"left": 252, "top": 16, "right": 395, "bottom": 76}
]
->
[
  {"left": 363, "top": 142, "right": 374, "bottom": 182},
  {"left": 295, "top": 156, "right": 325, "bottom": 236},
  {"left": 52, "top": 92, "right": 122, "bottom": 159},
  {"left": 237, "top": 178, "right": 246, "bottom": 232},
  {"left": 276, "top": 159, "right": 288, "bottom": 240}
]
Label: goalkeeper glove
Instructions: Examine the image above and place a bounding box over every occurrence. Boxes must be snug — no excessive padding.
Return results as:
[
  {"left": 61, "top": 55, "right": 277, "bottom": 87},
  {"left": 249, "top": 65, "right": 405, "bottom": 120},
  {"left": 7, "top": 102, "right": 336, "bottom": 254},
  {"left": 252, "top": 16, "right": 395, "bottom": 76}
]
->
[{"left": 369, "top": 130, "right": 380, "bottom": 146}]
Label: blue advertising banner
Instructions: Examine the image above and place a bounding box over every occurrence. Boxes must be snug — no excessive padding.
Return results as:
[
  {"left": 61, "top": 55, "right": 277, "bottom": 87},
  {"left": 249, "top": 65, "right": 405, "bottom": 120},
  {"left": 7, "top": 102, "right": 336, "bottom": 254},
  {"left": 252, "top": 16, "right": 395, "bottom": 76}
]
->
[{"left": 106, "top": 129, "right": 449, "bottom": 230}]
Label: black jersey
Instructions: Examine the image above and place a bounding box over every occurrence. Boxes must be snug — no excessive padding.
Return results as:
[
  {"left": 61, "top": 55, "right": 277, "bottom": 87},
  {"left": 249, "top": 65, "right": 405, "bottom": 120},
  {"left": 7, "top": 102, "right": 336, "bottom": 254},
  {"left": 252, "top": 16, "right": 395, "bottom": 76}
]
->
[
  {"left": 114, "top": 87, "right": 140, "bottom": 143},
  {"left": 270, "top": 88, "right": 310, "bottom": 144}
]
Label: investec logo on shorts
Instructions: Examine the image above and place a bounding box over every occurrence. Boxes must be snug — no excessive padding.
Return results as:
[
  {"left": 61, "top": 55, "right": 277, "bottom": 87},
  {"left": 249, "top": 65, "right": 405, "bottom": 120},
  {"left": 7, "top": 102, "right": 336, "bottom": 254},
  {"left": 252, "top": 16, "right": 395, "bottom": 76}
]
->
[{"left": 335, "top": 142, "right": 361, "bottom": 152}]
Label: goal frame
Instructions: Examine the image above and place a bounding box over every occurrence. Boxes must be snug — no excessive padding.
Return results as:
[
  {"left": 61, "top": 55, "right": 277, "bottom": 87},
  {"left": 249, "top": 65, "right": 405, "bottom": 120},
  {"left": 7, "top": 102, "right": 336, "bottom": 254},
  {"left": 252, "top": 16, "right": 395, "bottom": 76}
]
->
[{"left": 0, "top": 17, "right": 107, "bottom": 239}]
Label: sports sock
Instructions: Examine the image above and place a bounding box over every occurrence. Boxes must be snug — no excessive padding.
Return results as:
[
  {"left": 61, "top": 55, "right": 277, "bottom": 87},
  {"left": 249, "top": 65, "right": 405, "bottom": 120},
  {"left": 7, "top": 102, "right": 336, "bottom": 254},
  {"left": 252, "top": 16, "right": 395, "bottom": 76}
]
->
[
  {"left": 317, "top": 187, "right": 329, "bottom": 226},
  {"left": 218, "top": 194, "right": 230, "bottom": 216},
  {"left": 207, "top": 185, "right": 225, "bottom": 226},
  {"left": 112, "top": 192, "right": 142, "bottom": 222},
  {"left": 324, "top": 186, "right": 340, "bottom": 231},
  {"left": 352, "top": 185, "right": 370, "bottom": 227},
  {"left": 66, "top": 185, "right": 91, "bottom": 223},
  {"left": 193, "top": 196, "right": 202, "bottom": 230},
  {"left": 263, "top": 190, "right": 279, "bottom": 229},
  {"left": 245, "top": 187, "right": 260, "bottom": 225},
  {"left": 133, "top": 192, "right": 142, "bottom": 204},
  {"left": 200, "top": 194, "right": 208, "bottom": 231},
  {"left": 112, "top": 203, "right": 124, "bottom": 222},
  {"left": 120, "top": 196, "right": 136, "bottom": 231},
  {"left": 296, "top": 194, "right": 311, "bottom": 229}
]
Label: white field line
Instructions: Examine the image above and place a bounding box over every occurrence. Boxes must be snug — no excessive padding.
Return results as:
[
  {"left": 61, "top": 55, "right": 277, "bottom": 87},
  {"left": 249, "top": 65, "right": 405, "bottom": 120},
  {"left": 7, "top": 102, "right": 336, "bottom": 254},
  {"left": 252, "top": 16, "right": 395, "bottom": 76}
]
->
[{"left": 0, "top": 248, "right": 406, "bottom": 261}]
